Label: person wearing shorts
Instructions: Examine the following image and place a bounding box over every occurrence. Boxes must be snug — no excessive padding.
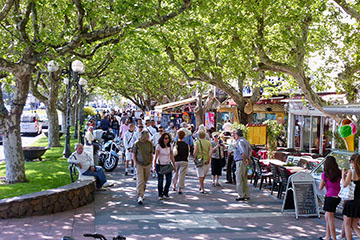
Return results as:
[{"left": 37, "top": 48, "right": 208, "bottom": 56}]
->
[{"left": 193, "top": 131, "right": 213, "bottom": 194}]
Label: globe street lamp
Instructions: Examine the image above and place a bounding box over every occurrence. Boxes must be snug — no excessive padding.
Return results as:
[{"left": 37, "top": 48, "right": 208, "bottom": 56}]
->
[{"left": 63, "top": 60, "right": 85, "bottom": 158}]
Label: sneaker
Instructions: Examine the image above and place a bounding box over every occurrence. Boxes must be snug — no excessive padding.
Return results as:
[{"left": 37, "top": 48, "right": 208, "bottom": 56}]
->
[
  {"left": 235, "top": 197, "right": 246, "bottom": 201},
  {"left": 212, "top": 183, "right": 216, "bottom": 187},
  {"left": 152, "top": 173, "right": 157, "bottom": 178},
  {"left": 133, "top": 176, "right": 136, "bottom": 180},
  {"left": 216, "top": 183, "right": 222, "bottom": 187},
  {"left": 158, "top": 196, "right": 164, "bottom": 200},
  {"left": 96, "top": 187, "right": 107, "bottom": 191},
  {"left": 103, "top": 182, "right": 114, "bottom": 188},
  {"left": 164, "top": 195, "right": 170, "bottom": 200},
  {"left": 125, "top": 172, "right": 128, "bottom": 176},
  {"left": 137, "top": 197, "right": 143, "bottom": 205},
  {"left": 224, "top": 181, "right": 233, "bottom": 184},
  {"left": 245, "top": 196, "right": 250, "bottom": 200}
]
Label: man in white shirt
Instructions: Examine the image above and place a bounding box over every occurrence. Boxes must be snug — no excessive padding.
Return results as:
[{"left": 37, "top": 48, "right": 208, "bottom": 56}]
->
[
  {"left": 223, "top": 120, "right": 233, "bottom": 136},
  {"left": 144, "top": 119, "right": 156, "bottom": 140},
  {"left": 67, "top": 143, "right": 110, "bottom": 189},
  {"left": 123, "top": 123, "right": 137, "bottom": 176},
  {"left": 152, "top": 126, "right": 163, "bottom": 147}
]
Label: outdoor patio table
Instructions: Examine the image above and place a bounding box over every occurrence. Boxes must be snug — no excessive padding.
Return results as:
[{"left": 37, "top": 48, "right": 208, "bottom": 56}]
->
[
  {"left": 284, "top": 166, "right": 307, "bottom": 174},
  {"left": 260, "top": 159, "right": 286, "bottom": 167}
]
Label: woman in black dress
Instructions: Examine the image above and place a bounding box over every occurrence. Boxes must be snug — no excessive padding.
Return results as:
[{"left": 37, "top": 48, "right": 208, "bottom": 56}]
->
[
  {"left": 210, "top": 132, "right": 225, "bottom": 187},
  {"left": 342, "top": 154, "right": 360, "bottom": 239}
]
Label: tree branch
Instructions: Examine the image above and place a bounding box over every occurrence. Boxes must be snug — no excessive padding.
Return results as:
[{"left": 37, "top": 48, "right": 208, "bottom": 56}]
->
[
  {"left": 0, "top": 0, "right": 14, "bottom": 22},
  {"left": 0, "top": 57, "right": 16, "bottom": 72},
  {"left": 72, "top": 0, "right": 85, "bottom": 33},
  {"left": 0, "top": 84, "right": 9, "bottom": 118},
  {"left": 31, "top": 71, "right": 48, "bottom": 103},
  {"left": 333, "top": 0, "right": 360, "bottom": 23},
  {"left": 17, "top": 1, "right": 33, "bottom": 43},
  {"left": 31, "top": 2, "right": 39, "bottom": 41},
  {"left": 166, "top": 46, "right": 201, "bottom": 82}
]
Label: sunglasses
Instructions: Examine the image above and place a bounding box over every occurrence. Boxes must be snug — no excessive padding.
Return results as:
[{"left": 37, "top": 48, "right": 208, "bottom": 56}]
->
[
  {"left": 139, "top": 126, "right": 144, "bottom": 128},
  {"left": 164, "top": 137, "right": 169, "bottom": 140}
]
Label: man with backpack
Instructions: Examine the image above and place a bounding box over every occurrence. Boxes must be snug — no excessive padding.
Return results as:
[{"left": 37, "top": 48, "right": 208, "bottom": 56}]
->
[{"left": 233, "top": 129, "right": 252, "bottom": 201}]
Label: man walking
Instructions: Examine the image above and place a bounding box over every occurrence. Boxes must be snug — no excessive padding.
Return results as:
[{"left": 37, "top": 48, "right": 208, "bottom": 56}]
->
[
  {"left": 234, "top": 129, "right": 252, "bottom": 201},
  {"left": 123, "top": 123, "right": 137, "bottom": 176}
]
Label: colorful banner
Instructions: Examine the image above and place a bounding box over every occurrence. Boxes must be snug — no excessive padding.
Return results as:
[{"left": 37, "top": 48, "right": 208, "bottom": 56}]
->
[{"left": 205, "top": 112, "right": 215, "bottom": 129}]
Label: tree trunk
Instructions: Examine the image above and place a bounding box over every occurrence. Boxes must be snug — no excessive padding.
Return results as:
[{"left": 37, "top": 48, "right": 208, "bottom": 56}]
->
[
  {"left": 195, "top": 108, "right": 204, "bottom": 129},
  {"left": 1, "top": 67, "right": 34, "bottom": 183},
  {"left": 46, "top": 105, "right": 61, "bottom": 147},
  {"left": 3, "top": 113, "right": 26, "bottom": 183}
]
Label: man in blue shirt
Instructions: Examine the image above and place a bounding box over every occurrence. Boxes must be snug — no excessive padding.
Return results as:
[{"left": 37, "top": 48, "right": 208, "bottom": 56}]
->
[{"left": 233, "top": 129, "right": 251, "bottom": 201}]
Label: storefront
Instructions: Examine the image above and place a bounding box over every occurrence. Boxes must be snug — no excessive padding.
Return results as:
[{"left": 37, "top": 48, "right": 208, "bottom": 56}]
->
[
  {"left": 215, "top": 101, "right": 240, "bottom": 131},
  {"left": 285, "top": 96, "right": 344, "bottom": 156},
  {"left": 251, "top": 97, "right": 287, "bottom": 125}
]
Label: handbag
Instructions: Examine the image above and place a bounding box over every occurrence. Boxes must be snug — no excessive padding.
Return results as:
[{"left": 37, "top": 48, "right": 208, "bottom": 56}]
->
[
  {"left": 339, "top": 170, "right": 355, "bottom": 200},
  {"left": 195, "top": 140, "right": 204, "bottom": 167},
  {"left": 158, "top": 163, "right": 174, "bottom": 175},
  {"left": 158, "top": 147, "right": 174, "bottom": 175}
]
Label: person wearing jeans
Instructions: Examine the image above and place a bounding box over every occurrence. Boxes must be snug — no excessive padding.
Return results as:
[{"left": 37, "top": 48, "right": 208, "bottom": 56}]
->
[
  {"left": 68, "top": 143, "right": 110, "bottom": 190},
  {"left": 172, "top": 130, "right": 189, "bottom": 194},
  {"left": 233, "top": 129, "right": 252, "bottom": 201},
  {"left": 153, "top": 133, "right": 176, "bottom": 200}
]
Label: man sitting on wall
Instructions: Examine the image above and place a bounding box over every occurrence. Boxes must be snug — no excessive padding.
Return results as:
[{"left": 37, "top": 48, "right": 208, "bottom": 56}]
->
[{"left": 68, "top": 143, "right": 113, "bottom": 190}]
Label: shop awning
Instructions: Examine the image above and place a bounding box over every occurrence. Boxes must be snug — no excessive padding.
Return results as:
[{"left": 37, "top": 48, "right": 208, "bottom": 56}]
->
[
  {"left": 154, "top": 97, "right": 198, "bottom": 113},
  {"left": 323, "top": 104, "right": 360, "bottom": 115}
]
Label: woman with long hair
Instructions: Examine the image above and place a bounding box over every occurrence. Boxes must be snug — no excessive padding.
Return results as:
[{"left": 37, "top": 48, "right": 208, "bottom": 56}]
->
[
  {"left": 342, "top": 154, "right": 360, "bottom": 239},
  {"left": 210, "top": 132, "right": 226, "bottom": 187},
  {"left": 193, "top": 131, "right": 213, "bottom": 193},
  {"left": 319, "top": 156, "right": 341, "bottom": 240},
  {"left": 132, "top": 130, "right": 153, "bottom": 205},
  {"left": 172, "top": 130, "right": 189, "bottom": 194},
  {"left": 153, "top": 133, "right": 177, "bottom": 200}
]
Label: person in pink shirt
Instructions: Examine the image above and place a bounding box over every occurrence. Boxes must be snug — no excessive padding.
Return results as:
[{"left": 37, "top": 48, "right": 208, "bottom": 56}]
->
[
  {"left": 319, "top": 156, "right": 341, "bottom": 240},
  {"left": 119, "top": 119, "right": 130, "bottom": 140}
]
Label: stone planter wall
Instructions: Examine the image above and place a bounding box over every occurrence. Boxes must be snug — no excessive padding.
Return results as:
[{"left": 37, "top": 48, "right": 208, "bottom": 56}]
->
[{"left": 0, "top": 180, "right": 95, "bottom": 219}]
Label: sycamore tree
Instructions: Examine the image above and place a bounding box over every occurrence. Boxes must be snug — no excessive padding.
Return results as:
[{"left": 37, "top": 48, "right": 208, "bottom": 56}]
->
[
  {"left": 141, "top": 1, "right": 268, "bottom": 123},
  {"left": 95, "top": 39, "right": 194, "bottom": 111},
  {"left": 0, "top": 0, "right": 192, "bottom": 183}
]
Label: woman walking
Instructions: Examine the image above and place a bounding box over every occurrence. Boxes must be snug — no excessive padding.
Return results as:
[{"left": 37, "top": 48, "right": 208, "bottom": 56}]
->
[
  {"left": 132, "top": 130, "right": 153, "bottom": 205},
  {"left": 193, "top": 131, "right": 213, "bottom": 193},
  {"left": 153, "top": 133, "right": 177, "bottom": 200},
  {"left": 210, "top": 132, "right": 226, "bottom": 187},
  {"left": 172, "top": 130, "right": 189, "bottom": 194},
  {"left": 318, "top": 156, "right": 341, "bottom": 240},
  {"left": 342, "top": 154, "right": 360, "bottom": 240}
]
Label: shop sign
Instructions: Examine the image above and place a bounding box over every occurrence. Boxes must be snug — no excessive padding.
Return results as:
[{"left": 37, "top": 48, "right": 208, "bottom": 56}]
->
[
  {"left": 288, "top": 102, "right": 323, "bottom": 116},
  {"left": 205, "top": 112, "right": 215, "bottom": 129}
]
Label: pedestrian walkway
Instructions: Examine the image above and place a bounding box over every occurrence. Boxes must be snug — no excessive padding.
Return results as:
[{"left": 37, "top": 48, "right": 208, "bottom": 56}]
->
[{"left": 0, "top": 161, "right": 335, "bottom": 239}]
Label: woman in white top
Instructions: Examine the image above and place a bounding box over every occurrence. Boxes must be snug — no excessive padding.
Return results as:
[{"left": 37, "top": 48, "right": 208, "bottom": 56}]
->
[{"left": 153, "top": 133, "right": 177, "bottom": 200}]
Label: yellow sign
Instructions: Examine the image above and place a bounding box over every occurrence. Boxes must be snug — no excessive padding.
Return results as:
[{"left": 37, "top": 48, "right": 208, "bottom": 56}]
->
[{"left": 248, "top": 125, "right": 267, "bottom": 145}]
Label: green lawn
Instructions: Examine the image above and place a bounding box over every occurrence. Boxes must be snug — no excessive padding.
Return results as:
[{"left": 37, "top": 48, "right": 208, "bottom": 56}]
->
[{"left": 0, "top": 134, "right": 76, "bottom": 199}]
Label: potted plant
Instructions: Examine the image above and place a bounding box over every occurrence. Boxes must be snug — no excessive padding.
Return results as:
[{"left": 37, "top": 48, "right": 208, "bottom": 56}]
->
[{"left": 263, "top": 120, "right": 284, "bottom": 159}]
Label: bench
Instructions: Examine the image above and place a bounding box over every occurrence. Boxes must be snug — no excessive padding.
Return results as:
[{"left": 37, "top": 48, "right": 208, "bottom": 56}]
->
[{"left": 68, "top": 163, "right": 95, "bottom": 182}]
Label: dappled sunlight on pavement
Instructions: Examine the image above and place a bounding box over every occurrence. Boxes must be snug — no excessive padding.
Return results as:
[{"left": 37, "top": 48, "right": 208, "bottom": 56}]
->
[{"left": 0, "top": 160, "right": 337, "bottom": 239}]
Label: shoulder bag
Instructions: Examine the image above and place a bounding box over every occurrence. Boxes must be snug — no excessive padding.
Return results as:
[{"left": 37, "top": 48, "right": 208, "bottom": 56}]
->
[
  {"left": 158, "top": 147, "right": 174, "bottom": 175},
  {"left": 194, "top": 140, "right": 204, "bottom": 167},
  {"left": 338, "top": 169, "right": 355, "bottom": 200}
]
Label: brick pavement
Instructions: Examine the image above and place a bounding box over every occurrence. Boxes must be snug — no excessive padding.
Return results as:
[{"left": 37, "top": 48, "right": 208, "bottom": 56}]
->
[{"left": 0, "top": 161, "right": 343, "bottom": 240}]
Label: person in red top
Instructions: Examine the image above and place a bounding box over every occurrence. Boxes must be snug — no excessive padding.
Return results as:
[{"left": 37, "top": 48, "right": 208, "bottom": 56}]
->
[{"left": 319, "top": 156, "right": 341, "bottom": 240}]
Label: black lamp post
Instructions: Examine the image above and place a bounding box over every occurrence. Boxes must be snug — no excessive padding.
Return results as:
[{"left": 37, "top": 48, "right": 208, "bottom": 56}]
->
[
  {"left": 77, "top": 78, "right": 87, "bottom": 144},
  {"left": 63, "top": 60, "right": 85, "bottom": 158}
]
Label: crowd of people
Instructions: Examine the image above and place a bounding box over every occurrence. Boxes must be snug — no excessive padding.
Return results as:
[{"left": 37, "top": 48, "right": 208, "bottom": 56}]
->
[{"left": 81, "top": 109, "right": 252, "bottom": 205}]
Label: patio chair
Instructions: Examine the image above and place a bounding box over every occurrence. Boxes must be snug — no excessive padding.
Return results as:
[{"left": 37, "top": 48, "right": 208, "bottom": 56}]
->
[
  {"left": 286, "top": 155, "right": 294, "bottom": 165},
  {"left": 249, "top": 156, "right": 257, "bottom": 184},
  {"left": 269, "top": 163, "right": 280, "bottom": 195},
  {"left": 253, "top": 158, "right": 273, "bottom": 190},
  {"left": 292, "top": 156, "right": 302, "bottom": 166},
  {"left": 278, "top": 166, "right": 290, "bottom": 199}
]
